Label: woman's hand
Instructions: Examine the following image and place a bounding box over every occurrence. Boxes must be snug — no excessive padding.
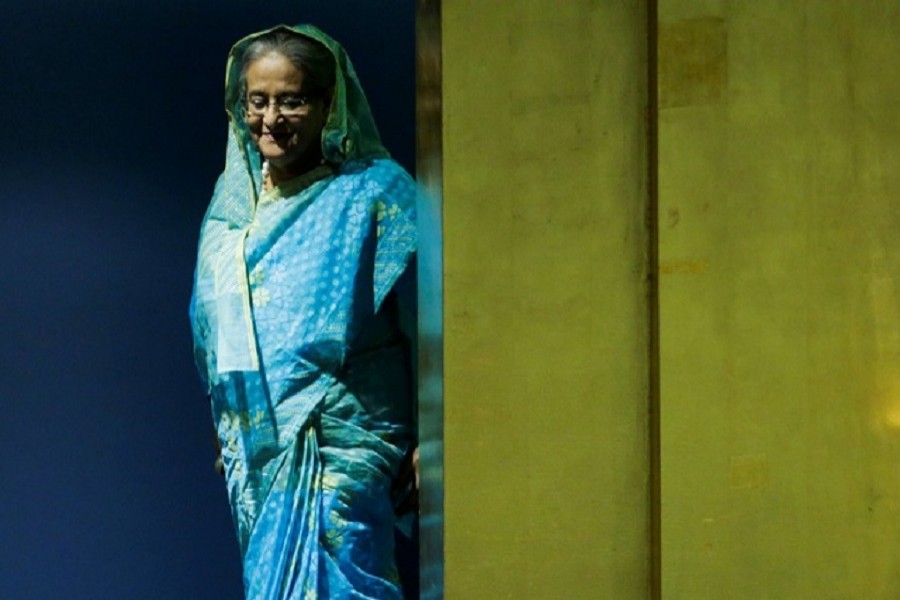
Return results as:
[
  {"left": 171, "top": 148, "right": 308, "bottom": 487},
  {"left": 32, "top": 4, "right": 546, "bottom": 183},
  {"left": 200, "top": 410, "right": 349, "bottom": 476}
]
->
[
  {"left": 213, "top": 427, "right": 225, "bottom": 476},
  {"left": 392, "top": 446, "right": 419, "bottom": 515}
]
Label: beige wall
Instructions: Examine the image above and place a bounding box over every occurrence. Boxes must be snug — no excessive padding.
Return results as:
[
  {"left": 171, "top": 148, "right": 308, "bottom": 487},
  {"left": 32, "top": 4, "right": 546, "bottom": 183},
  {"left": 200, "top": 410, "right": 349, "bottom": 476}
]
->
[
  {"left": 441, "top": 1, "right": 651, "bottom": 597},
  {"left": 659, "top": 2, "right": 900, "bottom": 598}
]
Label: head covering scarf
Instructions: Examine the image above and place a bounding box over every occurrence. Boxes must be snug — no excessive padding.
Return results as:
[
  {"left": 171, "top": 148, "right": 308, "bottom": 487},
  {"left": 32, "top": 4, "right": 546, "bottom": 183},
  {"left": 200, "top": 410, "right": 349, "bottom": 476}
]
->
[
  {"left": 190, "top": 25, "right": 417, "bottom": 599},
  {"left": 224, "top": 24, "right": 390, "bottom": 176}
]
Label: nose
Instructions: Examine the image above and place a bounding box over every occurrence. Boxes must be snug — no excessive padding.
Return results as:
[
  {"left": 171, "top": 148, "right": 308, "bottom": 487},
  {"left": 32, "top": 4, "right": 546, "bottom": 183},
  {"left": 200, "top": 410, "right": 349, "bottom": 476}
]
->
[{"left": 262, "top": 104, "right": 282, "bottom": 128}]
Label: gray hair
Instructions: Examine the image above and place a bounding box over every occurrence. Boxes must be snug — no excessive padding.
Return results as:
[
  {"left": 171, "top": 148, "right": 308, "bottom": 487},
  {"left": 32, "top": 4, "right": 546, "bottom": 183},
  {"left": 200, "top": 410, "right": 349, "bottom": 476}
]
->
[{"left": 238, "top": 29, "right": 336, "bottom": 103}]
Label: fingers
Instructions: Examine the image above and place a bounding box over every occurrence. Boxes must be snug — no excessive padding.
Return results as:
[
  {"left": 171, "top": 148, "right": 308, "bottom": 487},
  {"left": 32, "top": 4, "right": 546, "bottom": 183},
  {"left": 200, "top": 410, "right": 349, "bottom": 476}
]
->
[
  {"left": 213, "top": 426, "right": 225, "bottom": 476},
  {"left": 392, "top": 445, "right": 418, "bottom": 493},
  {"left": 412, "top": 446, "right": 420, "bottom": 490},
  {"left": 392, "top": 445, "right": 419, "bottom": 515}
]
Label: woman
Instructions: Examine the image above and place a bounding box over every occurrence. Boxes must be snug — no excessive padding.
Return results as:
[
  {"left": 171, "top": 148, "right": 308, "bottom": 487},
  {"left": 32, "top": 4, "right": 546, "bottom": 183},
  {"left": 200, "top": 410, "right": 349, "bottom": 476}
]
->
[{"left": 190, "top": 24, "right": 418, "bottom": 599}]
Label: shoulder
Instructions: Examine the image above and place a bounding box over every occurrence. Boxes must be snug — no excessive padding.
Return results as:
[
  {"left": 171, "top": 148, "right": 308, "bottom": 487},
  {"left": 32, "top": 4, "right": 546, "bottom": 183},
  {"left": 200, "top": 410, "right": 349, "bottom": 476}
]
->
[
  {"left": 329, "top": 159, "right": 416, "bottom": 209},
  {"left": 336, "top": 158, "right": 414, "bottom": 190}
]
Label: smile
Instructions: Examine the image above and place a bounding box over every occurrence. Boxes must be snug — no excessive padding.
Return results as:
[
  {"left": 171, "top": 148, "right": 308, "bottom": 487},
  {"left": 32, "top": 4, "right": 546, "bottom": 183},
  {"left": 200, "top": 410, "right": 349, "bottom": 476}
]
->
[{"left": 261, "top": 130, "right": 293, "bottom": 143}]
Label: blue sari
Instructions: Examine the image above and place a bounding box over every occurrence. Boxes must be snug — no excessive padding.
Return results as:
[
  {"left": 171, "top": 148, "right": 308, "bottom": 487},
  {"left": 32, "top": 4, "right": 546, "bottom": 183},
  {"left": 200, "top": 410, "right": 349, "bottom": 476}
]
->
[{"left": 190, "top": 25, "right": 416, "bottom": 599}]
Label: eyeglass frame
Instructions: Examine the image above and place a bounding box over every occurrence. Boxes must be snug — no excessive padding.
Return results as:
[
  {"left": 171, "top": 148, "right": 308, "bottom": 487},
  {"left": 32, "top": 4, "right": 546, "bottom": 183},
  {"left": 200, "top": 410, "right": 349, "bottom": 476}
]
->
[{"left": 243, "top": 92, "right": 320, "bottom": 118}]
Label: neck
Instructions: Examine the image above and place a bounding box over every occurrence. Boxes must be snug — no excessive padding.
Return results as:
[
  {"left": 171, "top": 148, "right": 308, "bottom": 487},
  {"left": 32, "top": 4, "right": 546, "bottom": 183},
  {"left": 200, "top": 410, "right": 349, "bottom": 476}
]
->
[{"left": 267, "top": 152, "right": 325, "bottom": 187}]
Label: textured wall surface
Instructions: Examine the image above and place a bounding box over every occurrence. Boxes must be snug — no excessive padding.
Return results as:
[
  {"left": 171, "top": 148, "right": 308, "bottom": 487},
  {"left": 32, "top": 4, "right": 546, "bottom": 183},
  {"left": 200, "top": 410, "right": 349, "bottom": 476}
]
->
[
  {"left": 659, "top": 2, "right": 900, "bottom": 597},
  {"left": 441, "top": 1, "right": 651, "bottom": 597}
]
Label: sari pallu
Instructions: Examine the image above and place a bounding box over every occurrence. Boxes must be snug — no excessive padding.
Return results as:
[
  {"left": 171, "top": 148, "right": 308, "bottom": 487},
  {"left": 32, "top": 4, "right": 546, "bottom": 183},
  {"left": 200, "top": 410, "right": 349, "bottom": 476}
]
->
[{"left": 190, "top": 24, "right": 416, "bottom": 600}]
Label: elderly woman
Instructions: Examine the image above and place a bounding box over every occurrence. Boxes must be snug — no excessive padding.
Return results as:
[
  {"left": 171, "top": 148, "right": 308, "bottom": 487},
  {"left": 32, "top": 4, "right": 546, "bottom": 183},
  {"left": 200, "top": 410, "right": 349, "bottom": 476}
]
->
[{"left": 190, "top": 25, "right": 417, "bottom": 599}]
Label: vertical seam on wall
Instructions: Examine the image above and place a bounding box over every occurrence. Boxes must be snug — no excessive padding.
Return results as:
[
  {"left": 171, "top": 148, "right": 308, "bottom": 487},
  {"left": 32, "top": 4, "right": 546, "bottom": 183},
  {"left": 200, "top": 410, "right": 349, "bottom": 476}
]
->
[
  {"left": 416, "top": 0, "right": 444, "bottom": 597},
  {"left": 646, "top": 0, "right": 661, "bottom": 598}
]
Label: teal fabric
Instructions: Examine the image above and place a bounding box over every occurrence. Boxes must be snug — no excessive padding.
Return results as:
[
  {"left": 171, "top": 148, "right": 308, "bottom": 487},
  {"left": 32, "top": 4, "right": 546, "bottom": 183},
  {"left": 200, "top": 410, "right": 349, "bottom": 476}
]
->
[{"left": 190, "top": 25, "right": 416, "bottom": 599}]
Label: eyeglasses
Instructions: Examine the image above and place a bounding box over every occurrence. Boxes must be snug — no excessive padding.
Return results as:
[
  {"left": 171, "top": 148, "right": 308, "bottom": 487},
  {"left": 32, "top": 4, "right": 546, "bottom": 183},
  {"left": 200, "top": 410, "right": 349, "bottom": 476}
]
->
[{"left": 244, "top": 94, "right": 314, "bottom": 117}]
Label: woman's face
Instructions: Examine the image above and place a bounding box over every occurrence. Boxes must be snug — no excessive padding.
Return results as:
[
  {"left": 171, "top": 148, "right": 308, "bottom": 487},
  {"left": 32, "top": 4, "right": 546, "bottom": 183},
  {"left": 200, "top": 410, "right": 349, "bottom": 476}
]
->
[{"left": 244, "top": 51, "right": 329, "bottom": 175}]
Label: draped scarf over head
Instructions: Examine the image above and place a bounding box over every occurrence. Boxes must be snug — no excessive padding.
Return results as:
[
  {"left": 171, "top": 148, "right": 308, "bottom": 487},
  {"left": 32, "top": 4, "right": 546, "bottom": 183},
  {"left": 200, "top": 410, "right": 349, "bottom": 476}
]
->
[
  {"left": 192, "top": 23, "right": 409, "bottom": 383},
  {"left": 224, "top": 24, "right": 390, "bottom": 182}
]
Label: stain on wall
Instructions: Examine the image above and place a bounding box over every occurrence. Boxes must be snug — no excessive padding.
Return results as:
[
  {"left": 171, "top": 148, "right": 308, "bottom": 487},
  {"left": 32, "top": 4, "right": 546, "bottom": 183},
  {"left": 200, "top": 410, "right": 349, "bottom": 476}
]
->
[{"left": 659, "top": 17, "right": 727, "bottom": 108}]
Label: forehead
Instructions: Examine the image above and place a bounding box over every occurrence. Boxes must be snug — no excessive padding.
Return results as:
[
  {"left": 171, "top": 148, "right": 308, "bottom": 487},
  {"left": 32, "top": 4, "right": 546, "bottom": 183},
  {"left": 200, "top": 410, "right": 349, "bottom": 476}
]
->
[{"left": 245, "top": 52, "right": 305, "bottom": 92}]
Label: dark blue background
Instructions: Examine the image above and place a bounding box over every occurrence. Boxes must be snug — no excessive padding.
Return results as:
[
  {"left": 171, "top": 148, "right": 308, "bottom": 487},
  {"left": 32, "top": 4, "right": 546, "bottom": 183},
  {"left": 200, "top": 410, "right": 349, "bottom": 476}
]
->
[{"left": 0, "top": 2, "right": 414, "bottom": 598}]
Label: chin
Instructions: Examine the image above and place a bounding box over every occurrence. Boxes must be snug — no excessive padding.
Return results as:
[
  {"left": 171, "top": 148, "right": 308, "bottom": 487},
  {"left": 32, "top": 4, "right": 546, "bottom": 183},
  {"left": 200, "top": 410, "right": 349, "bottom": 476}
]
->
[
  {"left": 258, "top": 142, "right": 289, "bottom": 160},
  {"left": 266, "top": 154, "right": 301, "bottom": 170},
  {"left": 261, "top": 150, "right": 289, "bottom": 163}
]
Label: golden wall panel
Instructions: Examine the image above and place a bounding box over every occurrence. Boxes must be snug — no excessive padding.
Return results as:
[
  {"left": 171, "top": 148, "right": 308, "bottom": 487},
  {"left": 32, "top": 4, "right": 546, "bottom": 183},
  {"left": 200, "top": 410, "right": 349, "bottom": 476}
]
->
[
  {"left": 660, "top": 2, "right": 900, "bottom": 597},
  {"left": 441, "top": 1, "right": 651, "bottom": 597}
]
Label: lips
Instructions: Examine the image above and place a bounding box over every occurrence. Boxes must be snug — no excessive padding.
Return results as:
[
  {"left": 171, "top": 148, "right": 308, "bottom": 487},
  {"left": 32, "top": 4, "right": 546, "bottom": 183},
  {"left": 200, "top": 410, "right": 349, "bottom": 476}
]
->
[{"left": 261, "top": 129, "right": 293, "bottom": 144}]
